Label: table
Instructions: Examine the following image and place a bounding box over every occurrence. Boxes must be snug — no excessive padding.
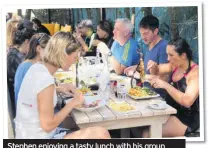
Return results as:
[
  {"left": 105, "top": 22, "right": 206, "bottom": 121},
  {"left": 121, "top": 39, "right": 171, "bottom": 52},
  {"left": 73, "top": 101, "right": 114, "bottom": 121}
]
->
[
  {"left": 70, "top": 95, "right": 177, "bottom": 138},
  {"left": 57, "top": 62, "right": 177, "bottom": 138}
]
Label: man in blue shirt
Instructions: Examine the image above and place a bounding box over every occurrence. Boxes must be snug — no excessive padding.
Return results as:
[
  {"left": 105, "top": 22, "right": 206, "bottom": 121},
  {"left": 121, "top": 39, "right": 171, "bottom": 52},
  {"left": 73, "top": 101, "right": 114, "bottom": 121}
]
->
[
  {"left": 98, "top": 18, "right": 140, "bottom": 75},
  {"left": 124, "top": 15, "right": 168, "bottom": 79},
  {"left": 124, "top": 15, "right": 169, "bottom": 98},
  {"left": 140, "top": 15, "right": 168, "bottom": 74}
]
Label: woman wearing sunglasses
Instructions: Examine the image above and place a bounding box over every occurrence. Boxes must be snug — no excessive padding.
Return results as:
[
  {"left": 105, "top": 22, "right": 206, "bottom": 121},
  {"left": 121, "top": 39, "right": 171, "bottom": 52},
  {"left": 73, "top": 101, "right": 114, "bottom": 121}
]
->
[
  {"left": 15, "top": 32, "right": 110, "bottom": 139},
  {"left": 14, "top": 33, "right": 50, "bottom": 107}
]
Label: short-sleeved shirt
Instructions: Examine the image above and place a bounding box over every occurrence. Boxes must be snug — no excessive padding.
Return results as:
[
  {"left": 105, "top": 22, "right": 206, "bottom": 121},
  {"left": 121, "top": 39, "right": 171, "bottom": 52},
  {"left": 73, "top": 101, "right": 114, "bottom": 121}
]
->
[
  {"left": 111, "top": 38, "right": 140, "bottom": 67},
  {"left": 14, "top": 61, "right": 33, "bottom": 106},
  {"left": 7, "top": 48, "right": 26, "bottom": 115},
  {"left": 144, "top": 39, "right": 168, "bottom": 74},
  {"left": 7, "top": 48, "right": 25, "bottom": 81},
  {"left": 84, "top": 33, "right": 96, "bottom": 56},
  {"left": 15, "top": 63, "right": 58, "bottom": 139}
]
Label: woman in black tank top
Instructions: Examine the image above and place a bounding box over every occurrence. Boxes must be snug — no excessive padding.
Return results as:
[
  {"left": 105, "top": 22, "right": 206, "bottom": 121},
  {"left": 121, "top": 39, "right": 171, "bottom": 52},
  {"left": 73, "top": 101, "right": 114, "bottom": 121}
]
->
[{"left": 145, "top": 37, "right": 199, "bottom": 137}]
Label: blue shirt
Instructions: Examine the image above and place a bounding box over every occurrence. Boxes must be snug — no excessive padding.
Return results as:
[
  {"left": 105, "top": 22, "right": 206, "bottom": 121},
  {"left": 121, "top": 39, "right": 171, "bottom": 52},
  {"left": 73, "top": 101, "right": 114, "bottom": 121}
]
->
[
  {"left": 14, "top": 61, "right": 33, "bottom": 106},
  {"left": 111, "top": 38, "right": 140, "bottom": 67},
  {"left": 144, "top": 39, "right": 168, "bottom": 74}
]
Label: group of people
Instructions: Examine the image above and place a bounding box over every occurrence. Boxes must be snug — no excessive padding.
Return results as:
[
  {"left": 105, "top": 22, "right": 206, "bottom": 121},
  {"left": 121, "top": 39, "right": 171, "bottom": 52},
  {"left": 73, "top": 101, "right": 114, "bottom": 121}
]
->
[
  {"left": 7, "top": 17, "right": 111, "bottom": 139},
  {"left": 6, "top": 13, "right": 199, "bottom": 139}
]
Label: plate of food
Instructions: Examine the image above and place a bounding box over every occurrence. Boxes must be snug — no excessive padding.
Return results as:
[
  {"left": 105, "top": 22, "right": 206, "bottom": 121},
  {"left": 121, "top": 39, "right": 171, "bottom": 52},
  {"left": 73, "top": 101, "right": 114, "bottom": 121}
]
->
[
  {"left": 80, "top": 77, "right": 97, "bottom": 86},
  {"left": 107, "top": 101, "right": 137, "bottom": 113},
  {"left": 128, "top": 86, "right": 160, "bottom": 100},
  {"left": 75, "top": 95, "right": 106, "bottom": 112},
  {"left": 54, "top": 72, "right": 74, "bottom": 83},
  {"left": 77, "top": 87, "right": 94, "bottom": 96}
]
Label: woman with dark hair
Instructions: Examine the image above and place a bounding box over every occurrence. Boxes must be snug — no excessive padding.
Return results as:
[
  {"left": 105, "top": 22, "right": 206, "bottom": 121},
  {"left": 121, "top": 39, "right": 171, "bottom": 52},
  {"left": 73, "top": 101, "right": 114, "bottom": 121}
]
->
[
  {"left": 32, "top": 18, "right": 50, "bottom": 35},
  {"left": 92, "top": 20, "right": 114, "bottom": 49},
  {"left": 14, "top": 33, "right": 50, "bottom": 106},
  {"left": 78, "top": 20, "right": 114, "bottom": 57},
  {"left": 7, "top": 22, "right": 34, "bottom": 116},
  {"left": 144, "top": 37, "right": 199, "bottom": 137}
]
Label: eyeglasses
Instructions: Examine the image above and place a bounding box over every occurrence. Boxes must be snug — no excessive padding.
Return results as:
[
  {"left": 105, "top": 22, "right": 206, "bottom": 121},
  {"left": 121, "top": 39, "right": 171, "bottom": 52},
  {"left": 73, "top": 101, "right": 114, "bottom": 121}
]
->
[{"left": 37, "top": 33, "right": 47, "bottom": 44}]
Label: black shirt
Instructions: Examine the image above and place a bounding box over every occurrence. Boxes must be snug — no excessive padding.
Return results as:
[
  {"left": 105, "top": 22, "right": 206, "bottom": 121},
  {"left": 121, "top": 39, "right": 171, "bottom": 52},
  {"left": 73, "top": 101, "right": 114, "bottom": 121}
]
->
[
  {"left": 36, "top": 25, "right": 51, "bottom": 35},
  {"left": 7, "top": 48, "right": 25, "bottom": 116},
  {"left": 85, "top": 34, "right": 114, "bottom": 57}
]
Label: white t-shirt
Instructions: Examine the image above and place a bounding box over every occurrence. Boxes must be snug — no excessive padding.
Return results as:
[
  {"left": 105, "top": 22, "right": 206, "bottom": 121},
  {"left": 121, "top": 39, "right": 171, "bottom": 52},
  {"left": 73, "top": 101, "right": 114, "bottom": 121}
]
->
[{"left": 15, "top": 63, "right": 58, "bottom": 139}]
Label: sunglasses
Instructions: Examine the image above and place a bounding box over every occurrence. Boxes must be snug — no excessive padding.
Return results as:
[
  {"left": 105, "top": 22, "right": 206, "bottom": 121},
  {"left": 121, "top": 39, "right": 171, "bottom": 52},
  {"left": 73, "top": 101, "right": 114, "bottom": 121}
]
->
[{"left": 37, "top": 33, "right": 47, "bottom": 44}]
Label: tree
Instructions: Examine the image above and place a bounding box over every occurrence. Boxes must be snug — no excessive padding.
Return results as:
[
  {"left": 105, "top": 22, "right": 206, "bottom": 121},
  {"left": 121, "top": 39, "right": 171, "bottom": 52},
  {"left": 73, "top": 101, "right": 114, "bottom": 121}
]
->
[
  {"left": 25, "top": 9, "right": 32, "bottom": 20},
  {"left": 17, "top": 9, "right": 22, "bottom": 18},
  {"left": 141, "top": 7, "right": 152, "bottom": 16},
  {"left": 168, "top": 7, "right": 179, "bottom": 39}
]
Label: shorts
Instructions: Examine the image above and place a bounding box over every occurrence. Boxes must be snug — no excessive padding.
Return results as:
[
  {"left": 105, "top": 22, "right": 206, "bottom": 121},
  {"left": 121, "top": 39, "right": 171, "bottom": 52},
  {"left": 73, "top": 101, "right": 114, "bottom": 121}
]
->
[
  {"left": 172, "top": 111, "right": 199, "bottom": 135},
  {"left": 51, "top": 127, "right": 72, "bottom": 139}
]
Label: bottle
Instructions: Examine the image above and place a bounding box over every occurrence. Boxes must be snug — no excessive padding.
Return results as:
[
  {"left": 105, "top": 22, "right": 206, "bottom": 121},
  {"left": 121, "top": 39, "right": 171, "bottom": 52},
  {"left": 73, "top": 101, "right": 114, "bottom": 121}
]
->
[
  {"left": 98, "top": 57, "right": 110, "bottom": 100},
  {"left": 96, "top": 48, "right": 100, "bottom": 64},
  {"left": 138, "top": 53, "right": 145, "bottom": 83},
  {"left": 104, "top": 82, "right": 111, "bottom": 100}
]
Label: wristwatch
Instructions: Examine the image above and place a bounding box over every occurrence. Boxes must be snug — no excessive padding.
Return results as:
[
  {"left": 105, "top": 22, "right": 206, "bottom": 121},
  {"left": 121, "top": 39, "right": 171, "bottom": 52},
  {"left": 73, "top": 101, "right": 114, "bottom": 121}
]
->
[{"left": 108, "top": 51, "right": 112, "bottom": 56}]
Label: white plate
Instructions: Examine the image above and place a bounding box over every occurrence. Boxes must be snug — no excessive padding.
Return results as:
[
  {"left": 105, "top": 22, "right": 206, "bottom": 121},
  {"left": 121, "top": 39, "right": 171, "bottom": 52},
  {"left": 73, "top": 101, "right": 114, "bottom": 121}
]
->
[
  {"left": 67, "top": 95, "right": 106, "bottom": 112},
  {"left": 107, "top": 101, "right": 138, "bottom": 114},
  {"left": 110, "top": 74, "right": 126, "bottom": 81},
  {"left": 127, "top": 93, "right": 160, "bottom": 100},
  {"left": 75, "top": 99, "right": 106, "bottom": 112},
  {"left": 148, "top": 103, "right": 168, "bottom": 110}
]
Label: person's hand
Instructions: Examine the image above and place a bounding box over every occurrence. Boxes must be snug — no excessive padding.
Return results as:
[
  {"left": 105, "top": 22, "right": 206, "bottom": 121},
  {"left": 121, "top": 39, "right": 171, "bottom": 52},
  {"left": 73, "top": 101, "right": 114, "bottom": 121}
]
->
[
  {"left": 70, "top": 90, "right": 84, "bottom": 107},
  {"left": 97, "top": 42, "right": 110, "bottom": 55},
  {"left": 57, "top": 83, "right": 77, "bottom": 96},
  {"left": 124, "top": 65, "right": 137, "bottom": 75},
  {"left": 149, "top": 77, "right": 168, "bottom": 89},
  {"left": 92, "top": 40, "right": 101, "bottom": 46},
  {"left": 147, "top": 60, "right": 159, "bottom": 75},
  {"left": 76, "top": 33, "right": 85, "bottom": 45}
]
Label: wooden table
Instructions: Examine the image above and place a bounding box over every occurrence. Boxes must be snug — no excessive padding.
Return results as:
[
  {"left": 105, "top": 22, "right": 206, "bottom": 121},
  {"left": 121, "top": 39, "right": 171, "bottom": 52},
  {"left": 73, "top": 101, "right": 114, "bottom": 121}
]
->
[
  {"left": 70, "top": 95, "right": 177, "bottom": 138},
  {"left": 58, "top": 65, "right": 177, "bottom": 138}
]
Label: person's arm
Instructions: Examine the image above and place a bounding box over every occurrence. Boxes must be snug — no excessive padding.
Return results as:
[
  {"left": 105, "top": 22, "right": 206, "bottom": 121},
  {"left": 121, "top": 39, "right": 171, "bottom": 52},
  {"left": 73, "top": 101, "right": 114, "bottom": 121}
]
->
[
  {"left": 77, "top": 36, "right": 89, "bottom": 52},
  {"left": 124, "top": 65, "right": 137, "bottom": 75},
  {"left": 38, "top": 85, "right": 83, "bottom": 132},
  {"left": 109, "top": 56, "right": 127, "bottom": 75},
  {"left": 147, "top": 60, "right": 173, "bottom": 75},
  {"left": 151, "top": 68, "right": 199, "bottom": 108},
  {"left": 56, "top": 83, "right": 76, "bottom": 95}
]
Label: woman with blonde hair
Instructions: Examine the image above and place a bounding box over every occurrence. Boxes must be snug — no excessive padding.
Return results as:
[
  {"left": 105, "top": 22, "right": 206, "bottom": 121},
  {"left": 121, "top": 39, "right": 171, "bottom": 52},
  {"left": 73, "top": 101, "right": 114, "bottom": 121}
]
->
[
  {"left": 15, "top": 31, "right": 110, "bottom": 139},
  {"left": 6, "top": 19, "right": 19, "bottom": 51}
]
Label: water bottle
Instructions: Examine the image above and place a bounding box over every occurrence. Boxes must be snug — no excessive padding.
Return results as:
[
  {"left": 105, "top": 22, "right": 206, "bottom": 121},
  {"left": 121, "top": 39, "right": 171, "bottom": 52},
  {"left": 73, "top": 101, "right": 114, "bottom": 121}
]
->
[
  {"left": 117, "top": 83, "right": 127, "bottom": 101},
  {"left": 104, "top": 82, "right": 111, "bottom": 100},
  {"left": 96, "top": 48, "right": 100, "bottom": 64},
  {"left": 98, "top": 57, "right": 110, "bottom": 101}
]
